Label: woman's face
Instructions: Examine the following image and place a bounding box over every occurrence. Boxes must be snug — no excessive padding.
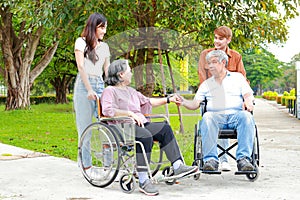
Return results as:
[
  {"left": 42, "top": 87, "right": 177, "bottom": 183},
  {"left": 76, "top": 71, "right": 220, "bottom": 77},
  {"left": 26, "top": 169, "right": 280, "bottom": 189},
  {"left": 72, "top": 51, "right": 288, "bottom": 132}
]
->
[
  {"left": 120, "top": 64, "right": 132, "bottom": 85},
  {"left": 96, "top": 22, "right": 107, "bottom": 40},
  {"left": 214, "top": 34, "right": 230, "bottom": 51}
]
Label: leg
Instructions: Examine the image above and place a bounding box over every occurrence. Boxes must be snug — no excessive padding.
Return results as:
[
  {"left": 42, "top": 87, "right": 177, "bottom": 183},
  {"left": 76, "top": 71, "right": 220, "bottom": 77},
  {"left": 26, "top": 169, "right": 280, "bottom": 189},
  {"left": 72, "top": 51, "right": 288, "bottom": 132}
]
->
[
  {"left": 200, "top": 112, "right": 220, "bottom": 162},
  {"left": 135, "top": 125, "right": 159, "bottom": 196},
  {"left": 145, "top": 122, "right": 197, "bottom": 176},
  {"left": 145, "top": 122, "right": 181, "bottom": 163},
  {"left": 73, "top": 75, "right": 95, "bottom": 168},
  {"left": 228, "top": 111, "right": 255, "bottom": 171},
  {"left": 201, "top": 112, "right": 230, "bottom": 171},
  {"left": 135, "top": 125, "right": 153, "bottom": 173},
  {"left": 74, "top": 75, "right": 104, "bottom": 169}
]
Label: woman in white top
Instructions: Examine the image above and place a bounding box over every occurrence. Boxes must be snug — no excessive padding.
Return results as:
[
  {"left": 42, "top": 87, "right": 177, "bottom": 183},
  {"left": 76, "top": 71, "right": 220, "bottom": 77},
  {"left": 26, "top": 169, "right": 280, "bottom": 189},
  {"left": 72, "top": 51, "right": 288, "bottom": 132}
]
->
[{"left": 73, "top": 12, "right": 110, "bottom": 169}]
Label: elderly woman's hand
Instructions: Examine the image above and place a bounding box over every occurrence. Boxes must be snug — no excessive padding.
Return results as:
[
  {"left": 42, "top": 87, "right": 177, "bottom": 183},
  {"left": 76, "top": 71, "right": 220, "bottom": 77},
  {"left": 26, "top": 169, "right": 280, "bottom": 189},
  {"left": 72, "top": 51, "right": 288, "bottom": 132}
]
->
[{"left": 128, "top": 111, "right": 144, "bottom": 127}]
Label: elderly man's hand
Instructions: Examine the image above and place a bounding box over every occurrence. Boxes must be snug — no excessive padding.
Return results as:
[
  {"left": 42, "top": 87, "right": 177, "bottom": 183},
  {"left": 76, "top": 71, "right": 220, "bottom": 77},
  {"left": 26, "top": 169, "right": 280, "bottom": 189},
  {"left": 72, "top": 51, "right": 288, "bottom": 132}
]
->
[{"left": 243, "top": 99, "right": 254, "bottom": 112}]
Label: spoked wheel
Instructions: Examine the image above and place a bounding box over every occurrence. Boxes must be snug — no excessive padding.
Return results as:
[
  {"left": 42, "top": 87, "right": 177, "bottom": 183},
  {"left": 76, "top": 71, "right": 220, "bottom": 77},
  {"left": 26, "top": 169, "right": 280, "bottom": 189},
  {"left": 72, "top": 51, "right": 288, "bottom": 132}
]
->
[
  {"left": 162, "top": 166, "right": 176, "bottom": 185},
  {"left": 119, "top": 174, "right": 136, "bottom": 193},
  {"left": 78, "top": 122, "right": 121, "bottom": 188},
  {"left": 193, "top": 124, "right": 202, "bottom": 180}
]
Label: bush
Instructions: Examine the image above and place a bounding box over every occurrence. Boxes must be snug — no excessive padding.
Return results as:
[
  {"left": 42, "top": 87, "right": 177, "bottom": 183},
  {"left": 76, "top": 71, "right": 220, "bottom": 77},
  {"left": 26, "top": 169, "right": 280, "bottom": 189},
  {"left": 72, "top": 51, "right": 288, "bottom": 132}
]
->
[
  {"left": 262, "top": 91, "right": 278, "bottom": 100},
  {"left": 276, "top": 96, "right": 282, "bottom": 104},
  {"left": 0, "top": 95, "right": 73, "bottom": 105}
]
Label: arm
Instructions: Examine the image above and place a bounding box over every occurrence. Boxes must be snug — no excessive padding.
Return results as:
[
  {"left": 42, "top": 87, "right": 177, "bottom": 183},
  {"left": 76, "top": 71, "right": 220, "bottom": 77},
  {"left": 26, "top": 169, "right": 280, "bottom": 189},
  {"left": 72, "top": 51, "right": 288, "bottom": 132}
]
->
[
  {"left": 180, "top": 98, "right": 202, "bottom": 110},
  {"left": 150, "top": 94, "right": 181, "bottom": 107},
  {"left": 103, "top": 44, "right": 111, "bottom": 78},
  {"left": 103, "top": 56, "right": 110, "bottom": 78},
  {"left": 236, "top": 54, "right": 250, "bottom": 84},
  {"left": 198, "top": 50, "right": 209, "bottom": 85},
  {"left": 75, "top": 50, "right": 96, "bottom": 100},
  {"left": 243, "top": 92, "right": 254, "bottom": 112}
]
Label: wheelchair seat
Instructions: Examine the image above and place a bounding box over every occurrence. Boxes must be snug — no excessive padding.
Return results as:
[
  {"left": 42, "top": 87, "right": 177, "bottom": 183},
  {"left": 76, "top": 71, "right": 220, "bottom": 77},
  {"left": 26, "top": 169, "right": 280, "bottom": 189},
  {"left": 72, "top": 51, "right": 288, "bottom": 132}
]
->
[{"left": 218, "top": 129, "right": 237, "bottom": 139}]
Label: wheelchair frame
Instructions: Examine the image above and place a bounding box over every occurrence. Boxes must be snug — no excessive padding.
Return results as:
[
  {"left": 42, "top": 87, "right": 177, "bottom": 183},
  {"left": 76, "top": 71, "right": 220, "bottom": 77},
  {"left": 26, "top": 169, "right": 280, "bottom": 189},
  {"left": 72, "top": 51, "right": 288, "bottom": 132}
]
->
[
  {"left": 78, "top": 97, "right": 199, "bottom": 193},
  {"left": 192, "top": 99, "right": 260, "bottom": 182}
]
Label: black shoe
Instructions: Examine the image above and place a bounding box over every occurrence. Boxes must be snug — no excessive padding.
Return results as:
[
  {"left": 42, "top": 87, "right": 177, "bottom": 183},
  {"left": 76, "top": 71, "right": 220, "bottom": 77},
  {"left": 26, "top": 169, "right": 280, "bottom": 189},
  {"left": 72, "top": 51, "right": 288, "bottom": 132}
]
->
[
  {"left": 203, "top": 159, "right": 219, "bottom": 171},
  {"left": 237, "top": 157, "right": 255, "bottom": 171}
]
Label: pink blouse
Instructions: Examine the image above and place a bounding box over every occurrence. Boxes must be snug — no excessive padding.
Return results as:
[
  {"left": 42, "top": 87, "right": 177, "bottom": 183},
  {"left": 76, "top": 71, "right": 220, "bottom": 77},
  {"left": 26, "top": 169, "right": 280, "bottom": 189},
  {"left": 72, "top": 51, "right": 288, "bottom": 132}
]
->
[{"left": 101, "top": 86, "right": 152, "bottom": 124}]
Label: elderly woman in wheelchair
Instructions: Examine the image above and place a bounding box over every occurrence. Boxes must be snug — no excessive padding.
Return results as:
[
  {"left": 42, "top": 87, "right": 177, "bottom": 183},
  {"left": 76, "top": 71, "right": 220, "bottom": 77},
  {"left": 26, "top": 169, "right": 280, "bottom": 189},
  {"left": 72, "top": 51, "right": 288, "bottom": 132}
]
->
[
  {"left": 99, "top": 59, "right": 197, "bottom": 195},
  {"left": 179, "top": 50, "right": 258, "bottom": 178}
]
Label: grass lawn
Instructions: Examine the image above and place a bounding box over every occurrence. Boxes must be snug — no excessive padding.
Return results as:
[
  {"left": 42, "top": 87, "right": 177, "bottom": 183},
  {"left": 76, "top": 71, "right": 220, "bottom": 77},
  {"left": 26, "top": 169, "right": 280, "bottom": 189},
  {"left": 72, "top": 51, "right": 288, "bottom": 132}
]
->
[{"left": 0, "top": 103, "right": 200, "bottom": 165}]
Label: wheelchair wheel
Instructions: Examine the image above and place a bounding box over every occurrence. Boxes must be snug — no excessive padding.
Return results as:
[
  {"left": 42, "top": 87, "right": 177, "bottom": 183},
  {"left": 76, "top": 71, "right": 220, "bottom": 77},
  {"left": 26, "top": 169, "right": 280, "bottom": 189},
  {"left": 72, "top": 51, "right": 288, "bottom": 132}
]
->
[
  {"left": 78, "top": 122, "right": 121, "bottom": 188},
  {"left": 119, "top": 173, "right": 136, "bottom": 193},
  {"left": 162, "top": 166, "right": 176, "bottom": 185},
  {"left": 193, "top": 125, "right": 202, "bottom": 180},
  {"left": 254, "top": 125, "right": 260, "bottom": 166},
  {"left": 246, "top": 164, "right": 260, "bottom": 182}
]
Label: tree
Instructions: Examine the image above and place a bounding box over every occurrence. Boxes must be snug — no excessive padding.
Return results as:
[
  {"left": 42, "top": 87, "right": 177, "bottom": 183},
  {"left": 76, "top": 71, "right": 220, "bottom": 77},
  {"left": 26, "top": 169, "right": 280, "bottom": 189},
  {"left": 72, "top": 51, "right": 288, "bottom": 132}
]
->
[
  {"left": 0, "top": 1, "right": 59, "bottom": 110},
  {"left": 0, "top": 0, "right": 106, "bottom": 108},
  {"left": 243, "top": 48, "right": 283, "bottom": 94},
  {"left": 101, "top": 0, "right": 299, "bottom": 96}
]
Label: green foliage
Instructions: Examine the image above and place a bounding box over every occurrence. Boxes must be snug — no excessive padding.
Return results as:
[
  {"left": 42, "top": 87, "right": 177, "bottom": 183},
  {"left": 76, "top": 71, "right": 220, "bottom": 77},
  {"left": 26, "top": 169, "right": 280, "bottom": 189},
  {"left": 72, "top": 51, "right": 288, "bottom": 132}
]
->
[
  {"left": 0, "top": 103, "right": 77, "bottom": 160},
  {"left": 290, "top": 88, "right": 296, "bottom": 96},
  {"left": 262, "top": 90, "right": 278, "bottom": 100},
  {"left": 243, "top": 48, "right": 283, "bottom": 92}
]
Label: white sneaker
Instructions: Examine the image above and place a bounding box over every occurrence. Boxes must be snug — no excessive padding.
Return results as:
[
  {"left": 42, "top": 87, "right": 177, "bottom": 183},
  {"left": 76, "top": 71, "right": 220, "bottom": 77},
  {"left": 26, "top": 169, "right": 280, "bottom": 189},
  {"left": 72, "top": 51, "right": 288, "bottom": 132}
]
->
[
  {"left": 221, "top": 162, "right": 231, "bottom": 171},
  {"left": 85, "top": 167, "right": 104, "bottom": 180}
]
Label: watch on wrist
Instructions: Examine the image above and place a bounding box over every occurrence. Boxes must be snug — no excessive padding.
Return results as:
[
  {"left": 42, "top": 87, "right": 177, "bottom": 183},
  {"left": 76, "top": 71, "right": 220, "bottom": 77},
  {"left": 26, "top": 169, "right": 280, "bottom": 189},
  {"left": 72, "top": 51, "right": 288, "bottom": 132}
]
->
[{"left": 166, "top": 96, "right": 170, "bottom": 104}]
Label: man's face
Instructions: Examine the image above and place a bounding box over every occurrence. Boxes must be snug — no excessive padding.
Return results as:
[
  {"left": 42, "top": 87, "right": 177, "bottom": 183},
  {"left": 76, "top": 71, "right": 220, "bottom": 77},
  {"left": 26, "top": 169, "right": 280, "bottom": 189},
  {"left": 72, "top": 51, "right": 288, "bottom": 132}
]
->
[
  {"left": 214, "top": 34, "right": 231, "bottom": 51},
  {"left": 207, "top": 56, "right": 226, "bottom": 78}
]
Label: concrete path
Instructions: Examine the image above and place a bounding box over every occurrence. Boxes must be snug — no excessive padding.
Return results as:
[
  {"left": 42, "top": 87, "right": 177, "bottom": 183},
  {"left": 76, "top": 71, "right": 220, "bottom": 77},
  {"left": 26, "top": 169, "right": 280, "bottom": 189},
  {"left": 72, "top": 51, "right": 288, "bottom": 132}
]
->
[{"left": 1, "top": 98, "right": 300, "bottom": 200}]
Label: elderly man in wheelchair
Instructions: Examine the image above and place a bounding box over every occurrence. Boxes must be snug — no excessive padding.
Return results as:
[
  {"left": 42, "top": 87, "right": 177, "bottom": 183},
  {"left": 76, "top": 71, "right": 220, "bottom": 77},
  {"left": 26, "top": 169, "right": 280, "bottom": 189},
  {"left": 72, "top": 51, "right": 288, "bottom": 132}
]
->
[{"left": 179, "top": 50, "right": 256, "bottom": 173}]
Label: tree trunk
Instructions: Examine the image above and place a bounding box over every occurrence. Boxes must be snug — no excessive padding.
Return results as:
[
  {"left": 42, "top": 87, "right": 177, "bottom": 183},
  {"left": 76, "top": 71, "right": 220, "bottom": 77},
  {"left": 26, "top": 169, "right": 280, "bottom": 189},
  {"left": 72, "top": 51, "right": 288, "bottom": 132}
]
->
[
  {"left": 0, "top": 6, "right": 58, "bottom": 110},
  {"left": 51, "top": 75, "right": 74, "bottom": 104}
]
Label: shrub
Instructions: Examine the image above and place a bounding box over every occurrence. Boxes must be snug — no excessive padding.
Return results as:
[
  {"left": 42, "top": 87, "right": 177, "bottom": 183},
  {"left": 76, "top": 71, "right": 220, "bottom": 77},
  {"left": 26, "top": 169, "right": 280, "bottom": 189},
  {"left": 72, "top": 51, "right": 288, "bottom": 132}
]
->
[
  {"left": 276, "top": 96, "right": 282, "bottom": 104},
  {"left": 263, "top": 91, "right": 278, "bottom": 100}
]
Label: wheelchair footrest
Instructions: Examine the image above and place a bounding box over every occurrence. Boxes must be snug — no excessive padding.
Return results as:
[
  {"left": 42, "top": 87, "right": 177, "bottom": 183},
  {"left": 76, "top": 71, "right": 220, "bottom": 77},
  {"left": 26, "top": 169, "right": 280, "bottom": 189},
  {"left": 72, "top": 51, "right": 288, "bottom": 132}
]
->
[
  {"left": 201, "top": 170, "right": 222, "bottom": 174},
  {"left": 235, "top": 170, "right": 257, "bottom": 175}
]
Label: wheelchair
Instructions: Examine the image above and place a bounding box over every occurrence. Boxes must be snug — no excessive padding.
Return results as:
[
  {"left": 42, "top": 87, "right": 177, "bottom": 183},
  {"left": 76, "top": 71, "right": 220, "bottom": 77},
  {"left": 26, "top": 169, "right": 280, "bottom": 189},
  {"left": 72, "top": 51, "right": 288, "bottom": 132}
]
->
[
  {"left": 78, "top": 98, "right": 199, "bottom": 193},
  {"left": 192, "top": 99, "right": 260, "bottom": 182}
]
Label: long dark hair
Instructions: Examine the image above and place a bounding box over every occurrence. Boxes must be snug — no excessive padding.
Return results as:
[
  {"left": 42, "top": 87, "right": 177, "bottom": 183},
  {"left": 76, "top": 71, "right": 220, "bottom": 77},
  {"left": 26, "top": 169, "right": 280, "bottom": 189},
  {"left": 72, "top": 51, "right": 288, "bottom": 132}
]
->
[{"left": 81, "top": 12, "right": 107, "bottom": 64}]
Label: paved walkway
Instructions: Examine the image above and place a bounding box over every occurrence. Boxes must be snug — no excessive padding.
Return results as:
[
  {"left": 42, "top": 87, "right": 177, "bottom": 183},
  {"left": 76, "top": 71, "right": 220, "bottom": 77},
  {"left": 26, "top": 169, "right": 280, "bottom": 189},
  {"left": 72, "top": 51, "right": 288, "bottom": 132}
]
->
[{"left": 1, "top": 98, "right": 300, "bottom": 200}]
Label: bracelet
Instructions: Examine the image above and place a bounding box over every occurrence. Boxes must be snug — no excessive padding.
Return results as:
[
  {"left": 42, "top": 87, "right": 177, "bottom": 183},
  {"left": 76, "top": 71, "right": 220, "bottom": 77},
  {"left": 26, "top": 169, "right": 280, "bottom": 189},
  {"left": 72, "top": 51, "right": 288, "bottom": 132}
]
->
[{"left": 166, "top": 96, "right": 170, "bottom": 104}]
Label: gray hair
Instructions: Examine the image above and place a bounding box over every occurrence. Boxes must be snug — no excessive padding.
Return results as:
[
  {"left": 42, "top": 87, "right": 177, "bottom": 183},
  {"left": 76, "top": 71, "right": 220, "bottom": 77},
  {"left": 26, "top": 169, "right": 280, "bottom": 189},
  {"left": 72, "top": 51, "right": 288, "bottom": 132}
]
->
[
  {"left": 105, "top": 59, "right": 129, "bottom": 86},
  {"left": 206, "top": 50, "right": 228, "bottom": 67}
]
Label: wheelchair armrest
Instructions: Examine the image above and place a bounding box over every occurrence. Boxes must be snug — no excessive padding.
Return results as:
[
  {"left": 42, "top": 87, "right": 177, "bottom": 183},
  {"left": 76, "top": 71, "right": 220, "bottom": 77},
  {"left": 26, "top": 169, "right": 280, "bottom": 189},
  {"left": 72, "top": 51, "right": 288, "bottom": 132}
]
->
[
  {"left": 144, "top": 114, "right": 169, "bottom": 124},
  {"left": 100, "top": 116, "right": 135, "bottom": 124}
]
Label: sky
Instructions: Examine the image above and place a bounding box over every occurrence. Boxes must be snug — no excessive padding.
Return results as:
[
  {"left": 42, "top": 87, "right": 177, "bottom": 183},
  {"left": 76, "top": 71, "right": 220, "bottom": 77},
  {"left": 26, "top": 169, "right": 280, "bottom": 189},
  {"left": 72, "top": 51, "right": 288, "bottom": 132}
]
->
[{"left": 267, "top": 15, "right": 300, "bottom": 63}]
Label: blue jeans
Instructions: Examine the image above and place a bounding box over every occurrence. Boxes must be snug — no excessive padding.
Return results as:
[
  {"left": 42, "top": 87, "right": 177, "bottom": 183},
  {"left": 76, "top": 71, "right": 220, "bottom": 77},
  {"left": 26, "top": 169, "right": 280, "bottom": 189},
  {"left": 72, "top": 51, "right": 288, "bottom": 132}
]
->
[
  {"left": 73, "top": 74, "right": 104, "bottom": 168},
  {"left": 200, "top": 111, "right": 255, "bottom": 163}
]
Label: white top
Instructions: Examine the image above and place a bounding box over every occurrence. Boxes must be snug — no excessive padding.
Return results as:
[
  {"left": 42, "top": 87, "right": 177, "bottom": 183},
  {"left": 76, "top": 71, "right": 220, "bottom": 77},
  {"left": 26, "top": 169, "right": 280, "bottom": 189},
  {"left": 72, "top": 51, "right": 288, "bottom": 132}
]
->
[
  {"left": 195, "top": 71, "right": 253, "bottom": 114},
  {"left": 75, "top": 37, "right": 110, "bottom": 78}
]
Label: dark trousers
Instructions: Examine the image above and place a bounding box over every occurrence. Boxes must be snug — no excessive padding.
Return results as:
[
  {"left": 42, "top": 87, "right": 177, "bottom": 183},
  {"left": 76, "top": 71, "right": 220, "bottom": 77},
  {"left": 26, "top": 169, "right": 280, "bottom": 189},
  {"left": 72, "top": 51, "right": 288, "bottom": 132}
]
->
[{"left": 135, "top": 122, "right": 182, "bottom": 172}]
